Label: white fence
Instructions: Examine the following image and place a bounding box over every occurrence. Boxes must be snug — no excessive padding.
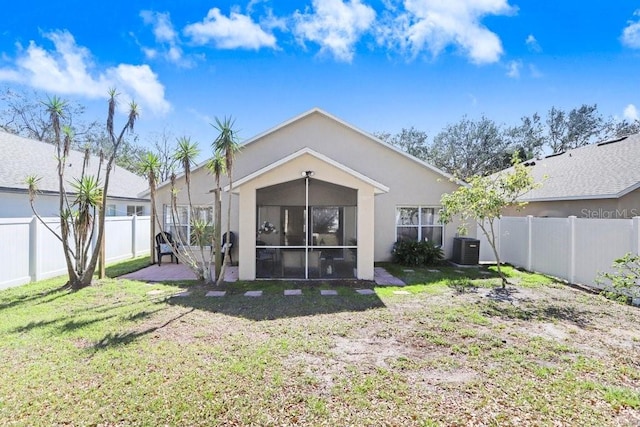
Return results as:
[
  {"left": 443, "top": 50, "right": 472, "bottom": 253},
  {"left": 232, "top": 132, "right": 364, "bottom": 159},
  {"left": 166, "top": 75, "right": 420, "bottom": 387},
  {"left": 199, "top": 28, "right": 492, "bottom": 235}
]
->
[
  {"left": 0, "top": 215, "right": 151, "bottom": 290},
  {"left": 478, "top": 216, "right": 640, "bottom": 289}
]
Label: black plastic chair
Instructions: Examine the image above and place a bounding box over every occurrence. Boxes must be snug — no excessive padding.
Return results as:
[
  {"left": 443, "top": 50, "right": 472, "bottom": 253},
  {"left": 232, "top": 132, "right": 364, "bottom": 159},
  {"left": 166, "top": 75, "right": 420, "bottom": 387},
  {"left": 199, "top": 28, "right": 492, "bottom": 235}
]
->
[
  {"left": 155, "top": 232, "right": 179, "bottom": 266},
  {"left": 222, "top": 231, "right": 236, "bottom": 264}
]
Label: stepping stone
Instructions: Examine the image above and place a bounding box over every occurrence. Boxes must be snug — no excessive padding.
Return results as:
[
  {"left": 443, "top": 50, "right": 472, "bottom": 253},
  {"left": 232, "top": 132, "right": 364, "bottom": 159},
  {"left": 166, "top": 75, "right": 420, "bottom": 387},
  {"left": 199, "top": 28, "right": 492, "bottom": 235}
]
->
[
  {"left": 147, "top": 290, "right": 164, "bottom": 295},
  {"left": 427, "top": 269, "right": 440, "bottom": 273},
  {"left": 173, "top": 291, "right": 191, "bottom": 297},
  {"left": 205, "top": 291, "right": 226, "bottom": 297},
  {"left": 244, "top": 291, "right": 262, "bottom": 297},
  {"left": 479, "top": 271, "right": 492, "bottom": 276},
  {"left": 393, "top": 290, "right": 411, "bottom": 295},
  {"left": 321, "top": 289, "right": 338, "bottom": 296},
  {"left": 284, "top": 289, "right": 302, "bottom": 296},
  {"left": 454, "top": 270, "right": 465, "bottom": 274},
  {"left": 356, "top": 289, "right": 375, "bottom": 295},
  {"left": 403, "top": 269, "right": 415, "bottom": 273}
]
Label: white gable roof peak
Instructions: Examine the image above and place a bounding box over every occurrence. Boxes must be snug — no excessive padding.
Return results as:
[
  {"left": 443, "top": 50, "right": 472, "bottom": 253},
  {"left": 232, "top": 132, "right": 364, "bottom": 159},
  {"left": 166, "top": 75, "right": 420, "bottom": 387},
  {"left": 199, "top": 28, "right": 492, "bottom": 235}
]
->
[
  {"left": 240, "top": 108, "right": 462, "bottom": 185},
  {"left": 227, "top": 147, "right": 390, "bottom": 194}
]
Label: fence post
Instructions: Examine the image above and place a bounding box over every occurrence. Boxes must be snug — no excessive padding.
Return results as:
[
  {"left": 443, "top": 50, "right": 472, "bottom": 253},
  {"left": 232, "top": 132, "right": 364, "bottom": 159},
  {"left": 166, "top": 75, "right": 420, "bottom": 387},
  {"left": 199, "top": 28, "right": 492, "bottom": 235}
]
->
[
  {"left": 568, "top": 216, "right": 576, "bottom": 284},
  {"left": 495, "top": 218, "right": 502, "bottom": 262},
  {"left": 131, "top": 215, "right": 137, "bottom": 257},
  {"left": 526, "top": 215, "right": 533, "bottom": 271},
  {"left": 633, "top": 217, "right": 640, "bottom": 255},
  {"left": 29, "top": 216, "right": 39, "bottom": 282}
]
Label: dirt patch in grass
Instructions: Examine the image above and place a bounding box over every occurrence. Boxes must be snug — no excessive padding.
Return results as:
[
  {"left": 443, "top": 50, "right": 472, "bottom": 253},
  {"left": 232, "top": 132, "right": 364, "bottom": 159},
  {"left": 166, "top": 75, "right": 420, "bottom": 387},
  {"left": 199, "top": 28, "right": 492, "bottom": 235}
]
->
[{"left": 1, "top": 266, "right": 640, "bottom": 426}]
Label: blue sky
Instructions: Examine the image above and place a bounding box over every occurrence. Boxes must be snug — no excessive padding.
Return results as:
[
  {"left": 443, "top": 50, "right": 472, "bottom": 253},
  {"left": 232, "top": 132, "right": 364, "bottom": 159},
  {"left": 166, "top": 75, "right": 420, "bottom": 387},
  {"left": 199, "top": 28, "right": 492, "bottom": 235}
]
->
[{"left": 1, "top": 1, "right": 639, "bottom": 160}]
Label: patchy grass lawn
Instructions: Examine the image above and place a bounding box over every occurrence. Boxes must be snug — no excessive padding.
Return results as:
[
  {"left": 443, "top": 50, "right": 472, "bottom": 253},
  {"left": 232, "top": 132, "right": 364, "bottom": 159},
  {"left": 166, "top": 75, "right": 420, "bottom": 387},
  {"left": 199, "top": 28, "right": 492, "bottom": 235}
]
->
[{"left": 0, "top": 263, "right": 638, "bottom": 426}]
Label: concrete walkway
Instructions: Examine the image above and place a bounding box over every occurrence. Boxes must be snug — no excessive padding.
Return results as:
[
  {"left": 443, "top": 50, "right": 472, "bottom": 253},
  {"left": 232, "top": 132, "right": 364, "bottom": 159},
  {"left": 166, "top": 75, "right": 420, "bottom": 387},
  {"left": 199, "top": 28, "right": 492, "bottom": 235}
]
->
[
  {"left": 374, "top": 267, "right": 405, "bottom": 286},
  {"left": 120, "top": 263, "right": 238, "bottom": 282},
  {"left": 121, "top": 263, "right": 403, "bottom": 285}
]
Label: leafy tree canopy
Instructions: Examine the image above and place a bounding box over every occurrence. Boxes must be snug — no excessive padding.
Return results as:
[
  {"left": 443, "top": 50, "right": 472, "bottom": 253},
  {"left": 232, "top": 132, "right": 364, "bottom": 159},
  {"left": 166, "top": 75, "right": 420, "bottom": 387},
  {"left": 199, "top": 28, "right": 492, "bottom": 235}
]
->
[{"left": 377, "top": 103, "right": 639, "bottom": 180}]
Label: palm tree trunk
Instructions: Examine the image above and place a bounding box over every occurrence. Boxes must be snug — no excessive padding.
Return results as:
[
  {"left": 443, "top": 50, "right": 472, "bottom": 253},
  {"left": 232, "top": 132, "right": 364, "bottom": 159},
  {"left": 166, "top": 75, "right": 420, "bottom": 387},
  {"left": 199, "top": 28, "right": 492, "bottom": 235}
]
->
[{"left": 216, "top": 180, "right": 233, "bottom": 286}]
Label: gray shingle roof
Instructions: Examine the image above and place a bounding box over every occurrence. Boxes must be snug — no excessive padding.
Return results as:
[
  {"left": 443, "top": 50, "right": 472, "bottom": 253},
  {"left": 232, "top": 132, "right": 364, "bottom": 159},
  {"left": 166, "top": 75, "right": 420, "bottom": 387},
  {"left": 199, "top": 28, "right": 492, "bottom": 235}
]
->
[
  {"left": 518, "top": 133, "right": 640, "bottom": 201},
  {"left": 0, "top": 131, "right": 149, "bottom": 200}
]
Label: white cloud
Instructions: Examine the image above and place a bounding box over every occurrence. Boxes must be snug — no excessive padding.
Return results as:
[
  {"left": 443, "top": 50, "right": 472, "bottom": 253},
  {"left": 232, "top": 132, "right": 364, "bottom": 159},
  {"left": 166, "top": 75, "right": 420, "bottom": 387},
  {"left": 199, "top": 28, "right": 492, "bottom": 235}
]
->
[
  {"left": 184, "top": 7, "right": 277, "bottom": 49},
  {"left": 621, "top": 10, "right": 640, "bottom": 48},
  {"left": 377, "top": 0, "right": 515, "bottom": 64},
  {"left": 109, "top": 64, "right": 170, "bottom": 115},
  {"left": 0, "top": 30, "right": 170, "bottom": 115},
  {"left": 140, "top": 10, "right": 194, "bottom": 67},
  {"left": 506, "top": 59, "right": 521, "bottom": 78},
  {"left": 624, "top": 104, "right": 638, "bottom": 120},
  {"left": 292, "top": 0, "right": 376, "bottom": 62},
  {"left": 525, "top": 34, "right": 541, "bottom": 52},
  {"left": 141, "top": 10, "right": 177, "bottom": 43}
]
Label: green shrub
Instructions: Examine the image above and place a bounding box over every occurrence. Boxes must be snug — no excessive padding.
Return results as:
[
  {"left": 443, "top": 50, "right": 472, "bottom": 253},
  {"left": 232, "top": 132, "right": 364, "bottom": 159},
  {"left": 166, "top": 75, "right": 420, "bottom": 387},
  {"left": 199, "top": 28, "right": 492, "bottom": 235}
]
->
[
  {"left": 392, "top": 240, "right": 444, "bottom": 267},
  {"left": 597, "top": 253, "right": 640, "bottom": 304}
]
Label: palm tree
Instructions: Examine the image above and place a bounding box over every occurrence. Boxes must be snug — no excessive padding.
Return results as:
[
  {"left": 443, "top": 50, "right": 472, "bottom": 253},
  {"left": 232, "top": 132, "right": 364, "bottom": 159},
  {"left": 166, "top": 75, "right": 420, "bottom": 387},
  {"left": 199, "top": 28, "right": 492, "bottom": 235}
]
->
[
  {"left": 206, "top": 152, "right": 226, "bottom": 280},
  {"left": 30, "top": 90, "right": 139, "bottom": 290},
  {"left": 173, "top": 136, "right": 200, "bottom": 215},
  {"left": 212, "top": 117, "right": 240, "bottom": 286},
  {"left": 173, "top": 137, "right": 217, "bottom": 282},
  {"left": 139, "top": 152, "right": 161, "bottom": 264}
]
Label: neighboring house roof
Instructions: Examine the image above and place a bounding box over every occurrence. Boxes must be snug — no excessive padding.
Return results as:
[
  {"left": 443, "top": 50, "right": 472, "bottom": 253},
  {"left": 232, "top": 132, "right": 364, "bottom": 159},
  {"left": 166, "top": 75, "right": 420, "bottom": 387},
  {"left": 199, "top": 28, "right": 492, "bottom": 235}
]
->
[
  {"left": 516, "top": 133, "right": 640, "bottom": 202},
  {"left": 150, "top": 107, "right": 461, "bottom": 195},
  {"left": 0, "top": 131, "right": 149, "bottom": 201}
]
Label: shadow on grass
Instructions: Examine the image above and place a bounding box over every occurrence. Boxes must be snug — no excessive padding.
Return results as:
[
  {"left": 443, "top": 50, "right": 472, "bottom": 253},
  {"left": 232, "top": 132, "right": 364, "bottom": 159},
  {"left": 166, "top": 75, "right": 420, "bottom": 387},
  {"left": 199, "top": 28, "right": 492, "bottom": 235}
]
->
[
  {"left": 166, "top": 281, "right": 387, "bottom": 321},
  {"left": 0, "top": 284, "right": 71, "bottom": 312},
  {"left": 90, "top": 308, "right": 195, "bottom": 351},
  {"left": 481, "top": 300, "right": 591, "bottom": 328}
]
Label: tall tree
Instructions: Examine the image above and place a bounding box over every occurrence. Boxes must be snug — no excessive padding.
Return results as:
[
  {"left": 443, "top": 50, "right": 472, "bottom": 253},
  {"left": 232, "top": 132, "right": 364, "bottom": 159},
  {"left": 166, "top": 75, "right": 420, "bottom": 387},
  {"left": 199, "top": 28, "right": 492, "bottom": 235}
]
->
[
  {"left": 27, "top": 90, "right": 138, "bottom": 290},
  {"left": 1, "top": 86, "right": 148, "bottom": 175},
  {"left": 207, "top": 153, "right": 226, "bottom": 281},
  {"left": 375, "top": 127, "right": 430, "bottom": 160},
  {"left": 139, "top": 152, "right": 161, "bottom": 264},
  {"left": 544, "top": 104, "right": 610, "bottom": 153},
  {"left": 440, "top": 154, "right": 539, "bottom": 288},
  {"left": 430, "top": 116, "right": 511, "bottom": 180},
  {"left": 505, "top": 113, "right": 545, "bottom": 160},
  {"left": 147, "top": 127, "right": 177, "bottom": 182},
  {"left": 212, "top": 117, "right": 241, "bottom": 287},
  {"left": 608, "top": 118, "right": 640, "bottom": 138}
]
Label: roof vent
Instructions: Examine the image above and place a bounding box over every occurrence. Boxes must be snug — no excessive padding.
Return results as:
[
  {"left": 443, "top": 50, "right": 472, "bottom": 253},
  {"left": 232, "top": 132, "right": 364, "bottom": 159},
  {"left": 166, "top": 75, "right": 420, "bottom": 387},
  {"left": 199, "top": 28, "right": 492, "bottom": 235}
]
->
[
  {"left": 545, "top": 151, "right": 565, "bottom": 159},
  {"left": 597, "top": 136, "right": 628, "bottom": 147}
]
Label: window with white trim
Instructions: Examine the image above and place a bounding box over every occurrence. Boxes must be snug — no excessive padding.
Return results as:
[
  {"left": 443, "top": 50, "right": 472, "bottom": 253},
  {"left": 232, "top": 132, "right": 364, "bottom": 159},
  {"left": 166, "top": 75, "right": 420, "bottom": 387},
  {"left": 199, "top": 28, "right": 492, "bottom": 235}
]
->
[
  {"left": 163, "top": 205, "right": 214, "bottom": 246},
  {"left": 106, "top": 204, "right": 117, "bottom": 217},
  {"left": 127, "top": 205, "right": 145, "bottom": 216},
  {"left": 395, "top": 206, "right": 444, "bottom": 247}
]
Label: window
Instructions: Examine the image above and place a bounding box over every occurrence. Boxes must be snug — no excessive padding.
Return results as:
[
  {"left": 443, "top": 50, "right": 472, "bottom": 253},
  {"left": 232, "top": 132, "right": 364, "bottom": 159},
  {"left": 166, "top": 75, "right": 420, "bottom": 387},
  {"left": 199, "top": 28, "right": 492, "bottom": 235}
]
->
[
  {"left": 396, "top": 206, "right": 444, "bottom": 247},
  {"left": 127, "top": 205, "right": 145, "bottom": 216},
  {"left": 164, "top": 205, "right": 214, "bottom": 246},
  {"left": 106, "top": 204, "right": 117, "bottom": 217}
]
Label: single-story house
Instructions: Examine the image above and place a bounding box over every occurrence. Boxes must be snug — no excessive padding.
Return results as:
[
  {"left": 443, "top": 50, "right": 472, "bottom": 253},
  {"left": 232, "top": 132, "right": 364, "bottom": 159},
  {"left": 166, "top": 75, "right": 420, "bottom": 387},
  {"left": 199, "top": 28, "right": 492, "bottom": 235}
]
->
[
  {"left": 0, "top": 131, "right": 150, "bottom": 218},
  {"left": 152, "top": 108, "right": 464, "bottom": 281},
  {"left": 503, "top": 133, "right": 640, "bottom": 219}
]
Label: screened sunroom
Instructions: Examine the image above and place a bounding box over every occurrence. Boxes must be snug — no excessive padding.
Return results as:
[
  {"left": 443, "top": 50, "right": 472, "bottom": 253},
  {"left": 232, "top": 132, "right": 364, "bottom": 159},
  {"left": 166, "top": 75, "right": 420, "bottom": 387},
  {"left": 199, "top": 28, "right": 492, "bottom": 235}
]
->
[{"left": 232, "top": 148, "right": 388, "bottom": 281}]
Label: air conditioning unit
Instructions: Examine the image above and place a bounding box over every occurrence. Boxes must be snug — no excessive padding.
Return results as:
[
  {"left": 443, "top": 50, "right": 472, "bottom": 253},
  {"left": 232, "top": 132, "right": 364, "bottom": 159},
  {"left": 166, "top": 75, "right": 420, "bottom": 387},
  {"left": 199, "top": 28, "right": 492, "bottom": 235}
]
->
[{"left": 452, "top": 237, "right": 480, "bottom": 265}]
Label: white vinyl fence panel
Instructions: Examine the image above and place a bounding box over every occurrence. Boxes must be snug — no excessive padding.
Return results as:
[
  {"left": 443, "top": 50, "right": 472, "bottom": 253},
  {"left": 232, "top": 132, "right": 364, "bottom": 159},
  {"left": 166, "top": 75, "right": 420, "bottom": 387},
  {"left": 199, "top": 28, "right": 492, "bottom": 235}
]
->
[
  {"left": 572, "top": 218, "right": 634, "bottom": 287},
  {"left": 0, "top": 218, "right": 32, "bottom": 288},
  {"left": 479, "top": 216, "right": 639, "bottom": 290},
  {"left": 531, "top": 217, "right": 571, "bottom": 280},
  {"left": 0, "top": 216, "right": 151, "bottom": 290},
  {"left": 499, "top": 217, "right": 529, "bottom": 268}
]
